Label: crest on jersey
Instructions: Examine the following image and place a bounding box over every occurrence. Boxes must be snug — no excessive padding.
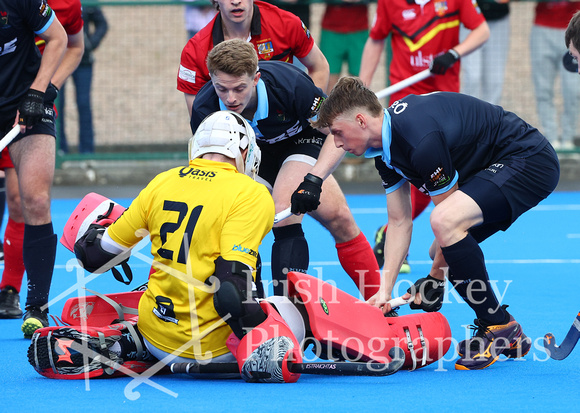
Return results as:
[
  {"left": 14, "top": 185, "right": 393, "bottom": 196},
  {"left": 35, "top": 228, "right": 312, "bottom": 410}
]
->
[
  {"left": 38, "top": 0, "right": 52, "bottom": 18},
  {"left": 0, "top": 11, "right": 8, "bottom": 28},
  {"left": 434, "top": 1, "right": 448, "bottom": 16},
  {"left": 301, "top": 21, "right": 311, "bottom": 39},
  {"left": 257, "top": 40, "right": 274, "bottom": 60}
]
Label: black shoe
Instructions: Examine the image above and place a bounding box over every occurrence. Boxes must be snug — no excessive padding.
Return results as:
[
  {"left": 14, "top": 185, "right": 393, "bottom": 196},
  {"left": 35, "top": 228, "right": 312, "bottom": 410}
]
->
[
  {"left": 0, "top": 286, "right": 23, "bottom": 319},
  {"left": 22, "top": 306, "right": 49, "bottom": 339}
]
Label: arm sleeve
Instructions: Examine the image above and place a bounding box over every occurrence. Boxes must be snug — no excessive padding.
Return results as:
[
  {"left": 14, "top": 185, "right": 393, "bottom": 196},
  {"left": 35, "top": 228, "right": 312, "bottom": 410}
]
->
[
  {"left": 178, "top": 37, "right": 211, "bottom": 95},
  {"left": 410, "top": 131, "right": 458, "bottom": 196},
  {"left": 369, "top": 0, "right": 392, "bottom": 41},
  {"left": 460, "top": 0, "right": 486, "bottom": 30}
]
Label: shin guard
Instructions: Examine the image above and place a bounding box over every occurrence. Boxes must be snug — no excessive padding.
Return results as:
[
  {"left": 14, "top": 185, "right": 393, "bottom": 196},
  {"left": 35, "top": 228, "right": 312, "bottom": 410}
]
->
[{"left": 227, "top": 301, "right": 302, "bottom": 383}]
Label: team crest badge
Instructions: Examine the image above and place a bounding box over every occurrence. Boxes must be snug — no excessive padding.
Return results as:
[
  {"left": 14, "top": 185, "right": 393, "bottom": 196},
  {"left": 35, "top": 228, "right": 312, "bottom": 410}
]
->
[
  {"left": 257, "top": 40, "right": 274, "bottom": 60},
  {"left": 0, "top": 11, "right": 8, "bottom": 27},
  {"left": 301, "top": 21, "right": 311, "bottom": 39},
  {"left": 434, "top": 0, "right": 448, "bottom": 16}
]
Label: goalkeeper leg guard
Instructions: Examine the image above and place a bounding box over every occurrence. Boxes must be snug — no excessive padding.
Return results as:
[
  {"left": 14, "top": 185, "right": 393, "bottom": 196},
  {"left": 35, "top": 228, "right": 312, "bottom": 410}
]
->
[
  {"left": 28, "top": 321, "right": 155, "bottom": 379},
  {"left": 227, "top": 301, "right": 302, "bottom": 383}
]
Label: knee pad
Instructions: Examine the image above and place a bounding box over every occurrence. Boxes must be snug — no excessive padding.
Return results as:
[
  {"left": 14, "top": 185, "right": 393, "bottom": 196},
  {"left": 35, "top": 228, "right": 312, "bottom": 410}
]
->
[
  {"left": 227, "top": 301, "right": 302, "bottom": 383},
  {"left": 271, "top": 224, "right": 309, "bottom": 296},
  {"left": 212, "top": 257, "right": 266, "bottom": 339}
]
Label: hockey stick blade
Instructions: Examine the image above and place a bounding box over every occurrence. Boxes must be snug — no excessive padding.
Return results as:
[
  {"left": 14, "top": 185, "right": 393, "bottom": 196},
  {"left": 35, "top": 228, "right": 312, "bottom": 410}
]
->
[
  {"left": 543, "top": 312, "right": 580, "bottom": 360},
  {"left": 171, "top": 346, "right": 405, "bottom": 377}
]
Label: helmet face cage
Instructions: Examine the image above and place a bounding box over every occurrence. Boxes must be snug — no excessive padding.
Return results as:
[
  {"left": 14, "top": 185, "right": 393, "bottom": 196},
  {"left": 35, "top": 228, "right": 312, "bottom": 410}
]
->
[{"left": 189, "top": 110, "right": 261, "bottom": 179}]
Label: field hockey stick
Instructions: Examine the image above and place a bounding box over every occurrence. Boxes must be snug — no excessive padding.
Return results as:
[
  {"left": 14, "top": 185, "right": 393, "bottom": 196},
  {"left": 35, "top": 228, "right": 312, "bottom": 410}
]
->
[
  {"left": 0, "top": 125, "right": 20, "bottom": 153},
  {"left": 375, "top": 69, "right": 432, "bottom": 100},
  {"left": 171, "top": 346, "right": 405, "bottom": 377},
  {"left": 543, "top": 311, "right": 580, "bottom": 360},
  {"left": 387, "top": 295, "right": 414, "bottom": 309},
  {"left": 273, "top": 207, "right": 293, "bottom": 224}
]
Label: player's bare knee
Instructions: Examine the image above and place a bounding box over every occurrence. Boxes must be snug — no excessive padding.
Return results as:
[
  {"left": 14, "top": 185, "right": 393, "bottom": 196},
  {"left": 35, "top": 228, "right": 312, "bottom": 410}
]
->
[{"left": 430, "top": 205, "right": 456, "bottom": 245}]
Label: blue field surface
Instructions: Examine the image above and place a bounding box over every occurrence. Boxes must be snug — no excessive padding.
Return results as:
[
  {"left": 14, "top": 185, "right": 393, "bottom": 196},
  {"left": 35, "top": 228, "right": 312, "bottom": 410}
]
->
[{"left": 1, "top": 190, "right": 579, "bottom": 412}]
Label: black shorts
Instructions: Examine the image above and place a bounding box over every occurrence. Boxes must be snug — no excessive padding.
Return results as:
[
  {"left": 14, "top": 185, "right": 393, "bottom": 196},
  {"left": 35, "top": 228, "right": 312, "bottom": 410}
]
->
[
  {"left": 257, "top": 133, "right": 324, "bottom": 189},
  {"left": 0, "top": 84, "right": 58, "bottom": 145},
  {"left": 461, "top": 143, "right": 560, "bottom": 242}
]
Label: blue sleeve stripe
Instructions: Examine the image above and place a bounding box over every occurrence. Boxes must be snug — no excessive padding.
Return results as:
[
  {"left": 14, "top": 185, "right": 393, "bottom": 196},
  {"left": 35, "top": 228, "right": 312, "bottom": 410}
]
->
[
  {"left": 384, "top": 179, "right": 406, "bottom": 194},
  {"left": 428, "top": 172, "right": 459, "bottom": 196},
  {"left": 34, "top": 12, "right": 55, "bottom": 35}
]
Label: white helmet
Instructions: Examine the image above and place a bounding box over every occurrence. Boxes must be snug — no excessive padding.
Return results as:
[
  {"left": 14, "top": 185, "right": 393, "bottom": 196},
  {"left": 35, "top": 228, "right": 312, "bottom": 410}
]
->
[{"left": 189, "top": 110, "right": 261, "bottom": 179}]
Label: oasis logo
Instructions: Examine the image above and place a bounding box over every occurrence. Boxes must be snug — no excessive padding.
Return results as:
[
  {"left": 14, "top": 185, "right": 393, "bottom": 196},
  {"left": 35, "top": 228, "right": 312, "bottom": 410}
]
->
[
  {"left": 319, "top": 297, "right": 329, "bottom": 315},
  {"left": 178, "top": 166, "right": 216, "bottom": 179},
  {"left": 232, "top": 244, "right": 258, "bottom": 257}
]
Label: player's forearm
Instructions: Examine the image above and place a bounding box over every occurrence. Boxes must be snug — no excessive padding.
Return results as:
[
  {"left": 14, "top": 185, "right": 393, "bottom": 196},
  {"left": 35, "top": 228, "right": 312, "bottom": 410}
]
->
[
  {"left": 51, "top": 35, "right": 84, "bottom": 89},
  {"left": 381, "top": 220, "right": 413, "bottom": 297},
  {"left": 359, "top": 37, "right": 384, "bottom": 86},
  {"left": 185, "top": 93, "right": 195, "bottom": 119},
  {"left": 308, "top": 135, "right": 345, "bottom": 180},
  {"left": 453, "top": 20, "right": 490, "bottom": 58}
]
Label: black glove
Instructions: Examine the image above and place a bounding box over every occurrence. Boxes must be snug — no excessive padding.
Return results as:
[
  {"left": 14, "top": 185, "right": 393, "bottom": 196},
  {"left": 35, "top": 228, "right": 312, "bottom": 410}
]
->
[
  {"left": 18, "top": 89, "right": 46, "bottom": 127},
  {"left": 407, "top": 275, "right": 445, "bottom": 312},
  {"left": 44, "top": 83, "right": 59, "bottom": 103},
  {"left": 563, "top": 52, "right": 578, "bottom": 73},
  {"left": 291, "top": 173, "right": 323, "bottom": 214},
  {"left": 74, "top": 224, "right": 133, "bottom": 284},
  {"left": 430, "top": 49, "right": 460, "bottom": 75}
]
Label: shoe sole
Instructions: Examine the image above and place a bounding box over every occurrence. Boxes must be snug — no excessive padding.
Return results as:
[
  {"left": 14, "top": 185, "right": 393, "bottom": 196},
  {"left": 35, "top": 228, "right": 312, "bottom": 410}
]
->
[
  {"left": 455, "top": 354, "right": 501, "bottom": 370},
  {"left": 22, "top": 318, "right": 47, "bottom": 339}
]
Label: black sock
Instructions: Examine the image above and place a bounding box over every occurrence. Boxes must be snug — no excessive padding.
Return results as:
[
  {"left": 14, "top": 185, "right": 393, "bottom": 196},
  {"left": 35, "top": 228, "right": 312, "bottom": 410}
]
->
[
  {"left": 23, "top": 223, "right": 57, "bottom": 309},
  {"left": 271, "top": 224, "right": 309, "bottom": 296},
  {"left": 441, "top": 234, "right": 506, "bottom": 325}
]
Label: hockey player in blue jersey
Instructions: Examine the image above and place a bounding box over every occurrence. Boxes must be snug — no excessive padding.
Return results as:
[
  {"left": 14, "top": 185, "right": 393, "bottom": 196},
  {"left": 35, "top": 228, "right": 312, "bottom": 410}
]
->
[{"left": 293, "top": 76, "right": 560, "bottom": 370}]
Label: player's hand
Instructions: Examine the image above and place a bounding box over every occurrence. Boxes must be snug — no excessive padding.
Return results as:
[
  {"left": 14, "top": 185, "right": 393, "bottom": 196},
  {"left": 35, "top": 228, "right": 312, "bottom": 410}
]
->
[
  {"left": 407, "top": 275, "right": 445, "bottom": 312},
  {"left": 367, "top": 289, "right": 393, "bottom": 315},
  {"left": 430, "top": 49, "right": 460, "bottom": 75},
  {"left": 291, "top": 173, "right": 323, "bottom": 214},
  {"left": 18, "top": 89, "right": 45, "bottom": 128}
]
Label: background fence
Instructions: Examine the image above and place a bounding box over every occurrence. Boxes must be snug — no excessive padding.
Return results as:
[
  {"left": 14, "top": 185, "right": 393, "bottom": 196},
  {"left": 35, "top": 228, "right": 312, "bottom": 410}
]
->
[{"left": 54, "top": 1, "right": 579, "bottom": 178}]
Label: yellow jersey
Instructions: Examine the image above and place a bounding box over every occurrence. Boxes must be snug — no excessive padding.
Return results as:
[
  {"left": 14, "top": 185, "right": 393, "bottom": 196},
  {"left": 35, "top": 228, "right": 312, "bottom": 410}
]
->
[{"left": 107, "top": 159, "right": 274, "bottom": 360}]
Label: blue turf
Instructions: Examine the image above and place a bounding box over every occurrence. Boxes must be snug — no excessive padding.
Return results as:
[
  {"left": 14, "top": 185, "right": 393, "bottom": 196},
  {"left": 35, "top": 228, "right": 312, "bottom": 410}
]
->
[{"left": 2, "top": 191, "right": 579, "bottom": 411}]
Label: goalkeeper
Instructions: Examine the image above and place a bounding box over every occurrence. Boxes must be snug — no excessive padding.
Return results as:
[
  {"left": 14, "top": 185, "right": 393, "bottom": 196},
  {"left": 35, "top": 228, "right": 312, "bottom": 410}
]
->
[{"left": 29, "top": 111, "right": 302, "bottom": 383}]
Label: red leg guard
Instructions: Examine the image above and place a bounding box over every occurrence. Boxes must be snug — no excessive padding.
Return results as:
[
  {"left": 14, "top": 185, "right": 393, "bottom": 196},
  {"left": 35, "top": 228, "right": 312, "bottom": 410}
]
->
[
  {"left": 336, "top": 232, "right": 380, "bottom": 300},
  {"left": 0, "top": 218, "right": 25, "bottom": 292},
  {"left": 227, "top": 301, "right": 302, "bottom": 383},
  {"left": 28, "top": 321, "right": 159, "bottom": 380},
  {"left": 61, "top": 291, "right": 143, "bottom": 326},
  {"left": 287, "top": 272, "right": 451, "bottom": 369}
]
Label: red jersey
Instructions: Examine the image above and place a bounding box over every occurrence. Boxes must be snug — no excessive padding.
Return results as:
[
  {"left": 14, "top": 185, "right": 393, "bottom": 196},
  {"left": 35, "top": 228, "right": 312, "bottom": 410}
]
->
[
  {"left": 177, "top": 0, "right": 314, "bottom": 95},
  {"left": 534, "top": 2, "right": 580, "bottom": 29},
  {"left": 370, "top": 0, "right": 485, "bottom": 103},
  {"left": 321, "top": 4, "right": 369, "bottom": 33},
  {"left": 35, "top": 0, "right": 83, "bottom": 53}
]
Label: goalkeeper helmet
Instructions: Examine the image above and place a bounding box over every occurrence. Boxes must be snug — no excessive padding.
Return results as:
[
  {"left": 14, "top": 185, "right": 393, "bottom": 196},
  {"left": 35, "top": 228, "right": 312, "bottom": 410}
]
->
[{"left": 189, "top": 110, "right": 261, "bottom": 179}]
